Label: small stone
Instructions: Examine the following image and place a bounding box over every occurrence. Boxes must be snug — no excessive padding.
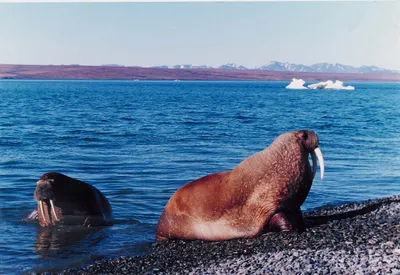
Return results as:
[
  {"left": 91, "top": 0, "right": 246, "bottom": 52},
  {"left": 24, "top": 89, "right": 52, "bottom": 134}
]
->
[{"left": 392, "top": 249, "right": 400, "bottom": 255}]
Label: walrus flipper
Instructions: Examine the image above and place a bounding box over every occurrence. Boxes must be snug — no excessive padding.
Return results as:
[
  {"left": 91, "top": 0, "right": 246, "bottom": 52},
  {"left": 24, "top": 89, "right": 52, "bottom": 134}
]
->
[
  {"left": 82, "top": 215, "right": 113, "bottom": 227},
  {"left": 267, "top": 208, "right": 306, "bottom": 233},
  {"left": 25, "top": 210, "right": 39, "bottom": 221}
]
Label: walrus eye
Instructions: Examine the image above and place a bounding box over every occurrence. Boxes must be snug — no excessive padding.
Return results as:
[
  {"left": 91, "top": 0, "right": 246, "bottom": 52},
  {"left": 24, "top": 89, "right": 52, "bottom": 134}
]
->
[
  {"left": 302, "top": 131, "right": 308, "bottom": 140},
  {"left": 48, "top": 179, "right": 54, "bottom": 184}
]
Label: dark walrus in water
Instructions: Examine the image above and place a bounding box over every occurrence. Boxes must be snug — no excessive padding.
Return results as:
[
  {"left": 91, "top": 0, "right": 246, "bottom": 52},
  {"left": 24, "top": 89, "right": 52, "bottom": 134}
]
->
[
  {"left": 31, "top": 172, "right": 113, "bottom": 227},
  {"left": 156, "top": 130, "right": 324, "bottom": 241}
]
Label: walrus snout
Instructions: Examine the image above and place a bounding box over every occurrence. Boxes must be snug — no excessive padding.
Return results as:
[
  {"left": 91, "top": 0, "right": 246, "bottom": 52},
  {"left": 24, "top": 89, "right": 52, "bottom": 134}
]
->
[
  {"left": 34, "top": 179, "right": 56, "bottom": 201},
  {"left": 34, "top": 180, "right": 60, "bottom": 226},
  {"left": 295, "top": 130, "right": 319, "bottom": 151}
]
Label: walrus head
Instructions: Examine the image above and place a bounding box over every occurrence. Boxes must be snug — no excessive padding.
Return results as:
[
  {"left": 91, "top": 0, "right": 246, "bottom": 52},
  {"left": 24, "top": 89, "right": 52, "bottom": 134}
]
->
[
  {"left": 34, "top": 173, "right": 62, "bottom": 226},
  {"left": 257, "top": 130, "right": 324, "bottom": 221},
  {"left": 34, "top": 172, "right": 112, "bottom": 227},
  {"left": 238, "top": 129, "right": 325, "bottom": 233},
  {"left": 294, "top": 130, "right": 324, "bottom": 180}
]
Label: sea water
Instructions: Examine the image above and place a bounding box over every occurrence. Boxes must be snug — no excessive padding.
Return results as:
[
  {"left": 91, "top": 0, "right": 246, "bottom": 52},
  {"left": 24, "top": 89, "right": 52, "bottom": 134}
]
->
[{"left": 0, "top": 80, "right": 399, "bottom": 273}]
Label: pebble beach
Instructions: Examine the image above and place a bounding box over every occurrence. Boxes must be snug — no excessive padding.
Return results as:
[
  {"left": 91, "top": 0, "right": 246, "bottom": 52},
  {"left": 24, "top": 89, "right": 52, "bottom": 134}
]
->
[{"left": 59, "top": 195, "right": 400, "bottom": 274}]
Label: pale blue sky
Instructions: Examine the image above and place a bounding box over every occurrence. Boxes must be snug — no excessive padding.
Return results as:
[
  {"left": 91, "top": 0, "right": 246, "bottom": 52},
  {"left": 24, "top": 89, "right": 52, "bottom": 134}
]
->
[{"left": 0, "top": 2, "right": 399, "bottom": 69}]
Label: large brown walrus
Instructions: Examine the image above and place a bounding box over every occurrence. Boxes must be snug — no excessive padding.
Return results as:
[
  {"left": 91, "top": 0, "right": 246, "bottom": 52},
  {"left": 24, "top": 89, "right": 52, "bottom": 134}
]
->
[
  {"left": 32, "top": 172, "right": 113, "bottom": 227},
  {"left": 156, "top": 130, "right": 324, "bottom": 241}
]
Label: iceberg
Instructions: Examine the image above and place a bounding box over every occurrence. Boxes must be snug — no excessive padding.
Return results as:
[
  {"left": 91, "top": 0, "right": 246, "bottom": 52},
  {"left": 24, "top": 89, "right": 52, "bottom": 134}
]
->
[
  {"left": 286, "top": 78, "right": 308, "bottom": 89},
  {"left": 286, "top": 79, "right": 355, "bottom": 90},
  {"left": 307, "top": 80, "right": 355, "bottom": 90}
]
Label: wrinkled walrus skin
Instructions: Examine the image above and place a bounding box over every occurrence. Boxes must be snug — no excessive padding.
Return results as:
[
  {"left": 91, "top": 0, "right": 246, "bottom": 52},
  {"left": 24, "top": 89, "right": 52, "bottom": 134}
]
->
[
  {"left": 156, "top": 130, "right": 324, "bottom": 241},
  {"left": 33, "top": 172, "right": 113, "bottom": 227}
]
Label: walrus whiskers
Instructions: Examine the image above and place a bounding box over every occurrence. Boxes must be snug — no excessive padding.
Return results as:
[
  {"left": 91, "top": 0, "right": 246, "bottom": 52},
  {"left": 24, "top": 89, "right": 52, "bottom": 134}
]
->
[{"left": 49, "top": 199, "right": 59, "bottom": 222}]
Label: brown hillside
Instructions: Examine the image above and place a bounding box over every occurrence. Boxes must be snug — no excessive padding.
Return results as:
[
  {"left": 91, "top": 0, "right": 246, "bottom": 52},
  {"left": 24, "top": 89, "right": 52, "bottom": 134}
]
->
[{"left": 0, "top": 64, "right": 399, "bottom": 82}]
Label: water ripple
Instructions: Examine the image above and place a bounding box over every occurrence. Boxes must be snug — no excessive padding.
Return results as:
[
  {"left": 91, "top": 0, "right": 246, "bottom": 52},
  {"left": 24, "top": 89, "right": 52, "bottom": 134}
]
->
[{"left": 0, "top": 80, "right": 399, "bottom": 273}]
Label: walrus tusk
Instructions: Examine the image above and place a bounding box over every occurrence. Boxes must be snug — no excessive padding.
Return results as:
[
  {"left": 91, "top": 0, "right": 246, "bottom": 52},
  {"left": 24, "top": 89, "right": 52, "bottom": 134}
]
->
[
  {"left": 311, "top": 151, "right": 317, "bottom": 179},
  {"left": 39, "top": 200, "right": 46, "bottom": 224},
  {"left": 312, "top": 147, "right": 324, "bottom": 180},
  {"left": 50, "top": 199, "right": 59, "bottom": 222}
]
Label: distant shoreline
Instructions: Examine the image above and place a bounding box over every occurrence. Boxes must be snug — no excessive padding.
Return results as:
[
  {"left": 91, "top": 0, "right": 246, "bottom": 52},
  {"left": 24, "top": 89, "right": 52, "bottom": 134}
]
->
[{"left": 1, "top": 64, "right": 399, "bottom": 82}]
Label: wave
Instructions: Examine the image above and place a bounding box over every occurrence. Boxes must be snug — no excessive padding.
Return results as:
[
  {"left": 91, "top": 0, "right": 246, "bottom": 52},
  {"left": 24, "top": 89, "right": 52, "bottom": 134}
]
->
[{"left": 286, "top": 78, "right": 355, "bottom": 90}]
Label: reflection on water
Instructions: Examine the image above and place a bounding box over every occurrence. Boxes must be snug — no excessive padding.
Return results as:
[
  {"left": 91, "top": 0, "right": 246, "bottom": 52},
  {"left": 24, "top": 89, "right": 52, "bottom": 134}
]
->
[
  {"left": 31, "top": 225, "right": 109, "bottom": 273},
  {"left": 28, "top": 216, "right": 154, "bottom": 273},
  {"left": 34, "top": 226, "right": 107, "bottom": 257}
]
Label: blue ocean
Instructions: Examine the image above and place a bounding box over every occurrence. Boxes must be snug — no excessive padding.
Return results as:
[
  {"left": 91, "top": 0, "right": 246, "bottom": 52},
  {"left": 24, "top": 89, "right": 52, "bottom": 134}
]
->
[{"left": 0, "top": 80, "right": 399, "bottom": 274}]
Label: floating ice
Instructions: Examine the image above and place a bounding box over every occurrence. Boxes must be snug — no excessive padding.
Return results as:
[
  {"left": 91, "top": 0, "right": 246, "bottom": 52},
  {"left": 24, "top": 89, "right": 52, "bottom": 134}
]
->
[
  {"left": 307, "top": 80, "right": 355, "bottom": 90},
  {"left": 286, "top": 78, "right": 308, "bottom": 89},
  {"left": 286, "top": 79, "right": 355, "bottom": 90}
]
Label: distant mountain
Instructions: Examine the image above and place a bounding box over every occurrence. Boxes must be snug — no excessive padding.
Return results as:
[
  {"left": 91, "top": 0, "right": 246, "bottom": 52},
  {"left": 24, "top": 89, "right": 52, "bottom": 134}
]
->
[
  {"left": 256, "top": 62, "right": 398, "bottom": 74},
  {"left": 218, "top": 63, "right": 248, "bottom": 70},
  {"left": 256, "top": 61, "right": 311, "bottom": 72},
  {"left": 357, "top": 65, "right": 396, "bottom": 74},
  {"left": 170, "top": 64, "right": 212, "bottom": 69},
  {"left": 168, "top": 63, "right": 248, "bottom": 70},
  {"left": 310, "top": 63, "right": 352, "bottom": 73},
  {"left": 150, "top": 62, "right": 398, "bottom": 74}
]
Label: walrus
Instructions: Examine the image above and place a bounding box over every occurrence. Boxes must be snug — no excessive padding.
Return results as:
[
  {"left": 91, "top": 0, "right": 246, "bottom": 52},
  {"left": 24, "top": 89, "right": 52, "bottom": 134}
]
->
[
  {"left": 156, "top": 130, "right": 324, "bottom": 241},
  {"left": 32, "top": 172, "right": 113, "bottom": 227}
]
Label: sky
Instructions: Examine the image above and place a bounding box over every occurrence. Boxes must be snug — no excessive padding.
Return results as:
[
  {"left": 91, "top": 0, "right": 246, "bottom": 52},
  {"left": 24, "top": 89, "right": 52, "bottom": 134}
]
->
[{"left": 0, "top": 2, "right": 399, "bottom": 70}]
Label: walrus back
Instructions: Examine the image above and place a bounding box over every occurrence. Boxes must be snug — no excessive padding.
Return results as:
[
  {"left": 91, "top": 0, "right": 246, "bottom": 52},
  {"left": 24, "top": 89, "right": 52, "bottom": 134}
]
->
[{"left": 156, "top": 171, "right": 239, "bottom": 240}]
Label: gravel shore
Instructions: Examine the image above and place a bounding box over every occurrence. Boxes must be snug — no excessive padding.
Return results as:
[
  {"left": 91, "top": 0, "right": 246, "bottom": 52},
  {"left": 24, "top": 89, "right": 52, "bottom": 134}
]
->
[{"left": 63, "top": 195, "right": 399, "bottom": 274}]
